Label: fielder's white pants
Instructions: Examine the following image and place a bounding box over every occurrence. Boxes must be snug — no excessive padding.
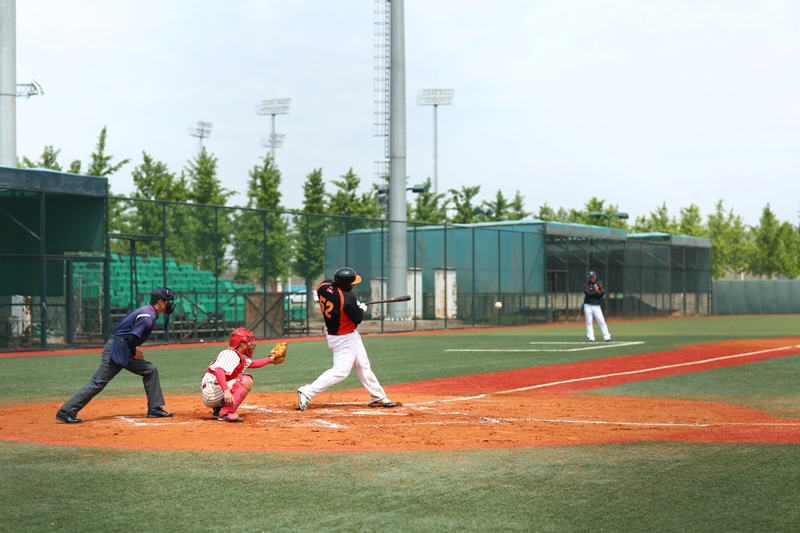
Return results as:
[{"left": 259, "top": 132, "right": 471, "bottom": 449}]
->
[
  {"left": 584, "top": 303, "right": 611, "bottom": 342},
  {"left": 298, "top": 330, "right": 388, "bottom": 402}
]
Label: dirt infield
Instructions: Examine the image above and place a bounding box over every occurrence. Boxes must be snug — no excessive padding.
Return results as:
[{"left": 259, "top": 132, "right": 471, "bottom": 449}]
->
[{"left": 2, "top": 338, "right": 799, "bottom": 451}]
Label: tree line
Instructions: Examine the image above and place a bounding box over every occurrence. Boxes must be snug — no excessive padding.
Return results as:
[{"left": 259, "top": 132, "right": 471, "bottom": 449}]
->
[{"left": 20, "top": 127, "right": 800, "bottom": 284}]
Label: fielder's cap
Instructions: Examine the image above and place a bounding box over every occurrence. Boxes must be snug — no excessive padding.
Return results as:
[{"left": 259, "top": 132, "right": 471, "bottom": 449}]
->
[
  {"left": 151, "top": 287, "right": 176, "bottom": 301},
  {"left": 334, "top": 267, "right": 362, "bottom": 286},
  {"left": 587, "top": 271, "right": 597, "bottom": 278}
]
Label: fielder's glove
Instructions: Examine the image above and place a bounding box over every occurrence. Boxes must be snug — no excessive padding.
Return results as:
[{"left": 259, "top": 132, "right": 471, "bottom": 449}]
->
[
  {"left": 357, "top": 300, "right": 368, "bottom": 313},
  {"left": 269, "top": 342, "right": 288, "bottom": 365}
]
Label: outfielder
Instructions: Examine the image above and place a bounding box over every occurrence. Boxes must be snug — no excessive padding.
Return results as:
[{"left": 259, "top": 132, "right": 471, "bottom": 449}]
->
[
  {"left": 297, "top": 267, "right": 397, "bottom": 411},
  {"left": 201, "top": 328, "right": 287, "bottom": 422},
  {"left": 583, "top": 271, "right": 611, "bottom": 342},
  {"left": 56, "top": 287, "right": 177, "bottom": 424}
]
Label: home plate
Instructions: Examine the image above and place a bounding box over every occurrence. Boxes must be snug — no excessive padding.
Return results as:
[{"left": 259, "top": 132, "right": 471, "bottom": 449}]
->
[{"left": 351, "top": 410, "right": 408, "bottom": 416}]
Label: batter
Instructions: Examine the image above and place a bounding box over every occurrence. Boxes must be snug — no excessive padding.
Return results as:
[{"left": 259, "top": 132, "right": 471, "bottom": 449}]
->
[{"left": 297, "top": 267, "right": 397, "bottom": 411}]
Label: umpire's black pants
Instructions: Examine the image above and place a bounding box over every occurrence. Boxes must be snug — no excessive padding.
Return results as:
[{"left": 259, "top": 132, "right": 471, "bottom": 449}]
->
[{"left": 60, "top": 338, "right": 166, "bottom": 416}]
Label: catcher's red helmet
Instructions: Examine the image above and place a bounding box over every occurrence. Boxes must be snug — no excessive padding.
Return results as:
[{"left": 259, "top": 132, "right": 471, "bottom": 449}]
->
[{"left": 229, "top": 327, "right": 256, "bottom": 356}]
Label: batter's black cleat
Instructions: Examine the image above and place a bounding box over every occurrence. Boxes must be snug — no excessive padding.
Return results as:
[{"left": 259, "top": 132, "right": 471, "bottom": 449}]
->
[
  {"left": 147, "top": 407, "right": 173, "bottom": 418},
  {"left": 56, "top": 409, "right": 82, "bottom": 424},
  {"left": 368, "top": 397, "right": 398, "bottom": 408}
]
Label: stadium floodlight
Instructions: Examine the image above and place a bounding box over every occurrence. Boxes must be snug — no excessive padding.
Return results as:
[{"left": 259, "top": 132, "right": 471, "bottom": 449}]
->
[
  {"left": 256, "top": 98, "right": 291, "bottom": 162},
  {"left": 188, "top": 121, "right": 212, "bottom": 153},
  {"left": 589, "top": 211, "right": 629, "bottom": 228},
  {"left": 417, "top": 88, "right": 454, "bottom": 195},
  {"left": 261, "top": 133, "right": 286, "bottom": 150}
]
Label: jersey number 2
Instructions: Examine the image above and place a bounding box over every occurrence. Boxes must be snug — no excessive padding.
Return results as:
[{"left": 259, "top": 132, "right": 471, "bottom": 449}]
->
[{"left": 318, "top": 296, "right": 334, "bottom": 318}]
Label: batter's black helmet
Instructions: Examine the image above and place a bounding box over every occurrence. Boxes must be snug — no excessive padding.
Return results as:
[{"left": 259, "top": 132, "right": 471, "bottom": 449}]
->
[
  {"left": 334, "top": 267, "right": 362, "bottom": 289},
  {"left": 587, "top": 271, "right": 597, "bottom": 279}
]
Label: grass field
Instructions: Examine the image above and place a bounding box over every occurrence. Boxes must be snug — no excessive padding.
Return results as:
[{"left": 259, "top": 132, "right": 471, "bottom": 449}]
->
[{"left": 2, "top": 315, "right": 800, "bottom": 532}]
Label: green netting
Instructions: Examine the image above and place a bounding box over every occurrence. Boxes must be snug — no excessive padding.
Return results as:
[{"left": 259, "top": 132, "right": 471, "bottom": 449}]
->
[{"left": 713, "top": 280, "right": 800, "bottom": 314}]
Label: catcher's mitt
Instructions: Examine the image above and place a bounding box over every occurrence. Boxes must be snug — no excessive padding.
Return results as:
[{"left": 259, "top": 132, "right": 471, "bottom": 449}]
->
[{"left": 269, "top": 342, "right": 288, "bottom": 365}]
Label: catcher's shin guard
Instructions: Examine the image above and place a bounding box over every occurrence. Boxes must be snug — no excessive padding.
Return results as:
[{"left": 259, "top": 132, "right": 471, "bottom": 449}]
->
[{"left": 219, "top": 376, "right": 252, "bottom": 418}]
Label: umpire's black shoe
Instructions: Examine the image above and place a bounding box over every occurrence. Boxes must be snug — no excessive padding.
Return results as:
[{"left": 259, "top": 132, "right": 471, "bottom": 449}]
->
[
  {"left": 56, "top": 409, "right": 82, "bottom": 424},
  {"left": 147, "top": 407, "right": 173, "bottom": 418}
]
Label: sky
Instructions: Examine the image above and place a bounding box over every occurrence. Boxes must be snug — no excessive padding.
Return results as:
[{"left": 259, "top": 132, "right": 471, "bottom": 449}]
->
[{"left": 13, "top": 0, "right": 800, "bottom": 227}]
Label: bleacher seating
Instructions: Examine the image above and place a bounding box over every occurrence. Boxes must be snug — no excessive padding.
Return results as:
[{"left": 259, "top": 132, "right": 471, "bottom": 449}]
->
[{"left": 70, "top": 256, "right": 257, "bottom": 325}]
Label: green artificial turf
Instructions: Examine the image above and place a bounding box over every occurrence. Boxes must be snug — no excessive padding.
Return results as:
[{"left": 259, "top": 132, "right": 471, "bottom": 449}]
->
[
  {"left": 585, "top": 353, "right": 800, "bottom": 417},
  {"left": 2, "top": 441, "right": 798, "bottom": 533}
]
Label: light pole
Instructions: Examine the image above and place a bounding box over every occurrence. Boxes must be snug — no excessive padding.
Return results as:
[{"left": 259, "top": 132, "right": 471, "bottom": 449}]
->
[
  {"left": 589, "top": 211, "right": 629, "bottom": 228},
  {"left": 188, "top": 121, "right": 212, "bottom": 153},
  {"left": 473, "top": 206, "right": 494, "bottom": 222},
  {"left": 256, "top": 98, "right": 291, "bottom": 162},
  {"left": 417, "top": 88, "right": 454, "bottom": 194}
]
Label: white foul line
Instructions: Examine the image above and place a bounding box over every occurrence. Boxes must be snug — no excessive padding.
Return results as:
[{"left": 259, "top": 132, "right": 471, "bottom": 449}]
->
[
  {"left": 494, "top": 343, "right": 800, "bottom": 395},
  {"left": 446, "top": 341, "right": 644, "bottom": 352},
  {"left": 412, "top": 343, "right": 800, "bottom": 405}
]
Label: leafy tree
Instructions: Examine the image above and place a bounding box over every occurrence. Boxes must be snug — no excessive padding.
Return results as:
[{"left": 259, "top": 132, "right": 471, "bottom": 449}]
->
[
  {"left": 18, "top": 145, "right": 63, "bottom": 170},
  {"left": 536, "top": 203, "right": 570, "bottom": 222},
  {"left": 632, "top": 203, "right": 678, "bottom": 233},
  {"left": 447, "top": 185, "right": 481, "bottom": 223},
  {"left": 409, "top": 178, "right": 447, "bottom": 224},
  {"left": 129, "top": 152, "right": 190, "bottom": 260},
  {"left": 232, "top": 155, "right": 290, "bottom": 285},
  {"left": 328, "top": 168, "right": 381, "bottom": 234},
  {"left": 507, "top": 191, "right": 529, "bottom": 220},
  {"left": 184, "top": 147, "right": 233, "bottom": 274},
  {"left": 776, "top": 222, "right": 800, "bottom": 279},
  {"left": 68, "top": 160, "right": 82, "bottom": 174},
  {"left": 749, "top": 205, "right": 782, "bottom": 279},
  {"left": 482, "top": 190, "right": 510, "bottom": 221},
  {"left": 86, "top": 126, "right": 131, "bottom": 179},
  {"left": 573, "top": 197, "right": 628, "bottom": 229},
  {"left": 706, "top": 200, "right": 753, "bottom": 279},
  {"left": 678, "top": 204, "right": 708, "bottom": 237},
  {"left": 291, "top": 168, "right": 329, "bottom": 284}
]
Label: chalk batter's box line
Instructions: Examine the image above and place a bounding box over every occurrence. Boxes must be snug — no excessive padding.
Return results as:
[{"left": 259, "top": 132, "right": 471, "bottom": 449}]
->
[{"left": 445, "top": 341, "right": 645, "bottom": 352}]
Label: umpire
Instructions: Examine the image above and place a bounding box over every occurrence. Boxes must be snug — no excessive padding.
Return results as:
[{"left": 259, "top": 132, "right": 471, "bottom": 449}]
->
[
  {"left": 56, "top": 287, "right": 177, "bottom": 424},
  {"left": 583, "top": 271, "right": 612, "bottom": 343}
]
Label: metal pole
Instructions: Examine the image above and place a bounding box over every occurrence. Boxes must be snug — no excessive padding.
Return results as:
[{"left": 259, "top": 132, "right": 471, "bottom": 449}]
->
[
  {"left": 270, "top": 113, "right": 276, "bottom": 161},
  {"left": 433, "top": 104, "right": 438, "bottom": 194},
  {"left": 39, "top": 192, "right": 47, "bottom": 348},
  {"left": 388, "top": 0, "right": 408, "bottom": 319},
  {"left": 0, "top": 0, "right": 17, "bottom": 167}
]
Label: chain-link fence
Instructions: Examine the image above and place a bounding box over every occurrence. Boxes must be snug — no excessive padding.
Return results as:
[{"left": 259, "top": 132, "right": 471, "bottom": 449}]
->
[{"left": 0, "top": 195, "right": 712, "bottom": 351}]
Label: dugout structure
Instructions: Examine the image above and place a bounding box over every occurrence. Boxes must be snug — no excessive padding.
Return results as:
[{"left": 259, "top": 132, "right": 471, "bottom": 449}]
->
[
  {"left": 0, "top": 167, "right": 108, "bottom": 349},
  {"left": 324, "top": 220, "right": 712, "bottom": 329}
]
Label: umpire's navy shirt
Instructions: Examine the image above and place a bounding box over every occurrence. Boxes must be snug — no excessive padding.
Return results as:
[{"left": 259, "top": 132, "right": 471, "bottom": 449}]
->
[{"left": 113, "top": 305, "right": 159, "bottom": 344}]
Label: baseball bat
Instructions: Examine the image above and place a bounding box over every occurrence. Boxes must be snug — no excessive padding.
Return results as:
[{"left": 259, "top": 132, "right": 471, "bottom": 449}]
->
[{"left": 362, "top": 295, "right": 411, "bottom": 305}]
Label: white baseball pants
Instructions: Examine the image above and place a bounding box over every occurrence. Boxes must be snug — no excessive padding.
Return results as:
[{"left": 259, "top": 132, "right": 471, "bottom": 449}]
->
[
  {"left": 584, "top": 303, "right": 611, "bottom": 342},
  {"left": 298, "top": 330, "right": 388, "bottom": 402}
]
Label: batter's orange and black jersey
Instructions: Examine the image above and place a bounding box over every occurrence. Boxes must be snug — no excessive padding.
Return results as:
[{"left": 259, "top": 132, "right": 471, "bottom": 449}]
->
[{"left": 316, "top": 280, "right": 364, "bottom": 335}]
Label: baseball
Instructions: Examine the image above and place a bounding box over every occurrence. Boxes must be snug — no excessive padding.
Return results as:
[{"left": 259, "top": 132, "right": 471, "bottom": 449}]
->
[{"left": 494, "top": 301, "right": 503, "bottom": 309}]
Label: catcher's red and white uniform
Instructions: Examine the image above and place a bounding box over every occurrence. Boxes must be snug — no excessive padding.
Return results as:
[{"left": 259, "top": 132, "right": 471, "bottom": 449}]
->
[{"left": 201, "top": 349, "right": 252, "bottom": 408}]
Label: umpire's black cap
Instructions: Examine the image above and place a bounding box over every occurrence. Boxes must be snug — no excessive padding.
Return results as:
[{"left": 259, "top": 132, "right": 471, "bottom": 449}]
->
[
  {"left": 150, "top": 287, "right": 176, "bottom": 304},
  {"left": 587, "top": 271, "right": 597, "bottom": 279}
]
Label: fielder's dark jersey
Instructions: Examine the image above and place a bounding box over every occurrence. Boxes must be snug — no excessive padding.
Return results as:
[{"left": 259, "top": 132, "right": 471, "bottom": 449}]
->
[
  {"left": 316, "top": 280, "right": 364, "bottom": 336},
  {"left": 583, "top": 281, "right": 605, "bottom": 305}
]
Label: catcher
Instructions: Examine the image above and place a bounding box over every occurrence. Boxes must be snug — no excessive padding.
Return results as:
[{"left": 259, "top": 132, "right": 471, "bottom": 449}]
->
[{"left": 201, "top": 328, "right": 287, "bottom": 422}]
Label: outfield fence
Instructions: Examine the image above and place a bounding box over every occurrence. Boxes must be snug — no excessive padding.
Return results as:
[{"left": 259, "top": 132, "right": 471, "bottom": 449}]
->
[{"left": 0, "top": 191, "right": 712, "bottom": 351}]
